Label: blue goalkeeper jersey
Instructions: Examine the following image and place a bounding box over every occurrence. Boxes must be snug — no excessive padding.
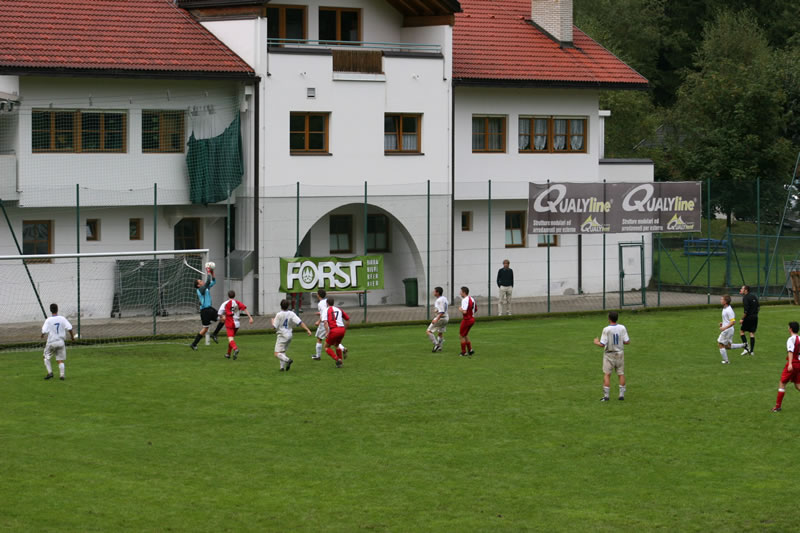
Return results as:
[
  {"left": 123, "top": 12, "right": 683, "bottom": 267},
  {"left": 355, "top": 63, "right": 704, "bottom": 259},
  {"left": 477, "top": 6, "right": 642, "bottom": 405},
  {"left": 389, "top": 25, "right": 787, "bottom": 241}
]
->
[{"left": 196, "top": 274, "right": 215, "bottom": 309}]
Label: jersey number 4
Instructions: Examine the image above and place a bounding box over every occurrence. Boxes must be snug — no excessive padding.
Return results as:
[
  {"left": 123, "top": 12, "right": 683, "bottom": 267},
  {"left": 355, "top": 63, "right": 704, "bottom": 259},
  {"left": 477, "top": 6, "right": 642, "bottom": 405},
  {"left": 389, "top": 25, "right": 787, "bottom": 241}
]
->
[{"left": 282, "top": 319, "right": 289, "bottom": 329}]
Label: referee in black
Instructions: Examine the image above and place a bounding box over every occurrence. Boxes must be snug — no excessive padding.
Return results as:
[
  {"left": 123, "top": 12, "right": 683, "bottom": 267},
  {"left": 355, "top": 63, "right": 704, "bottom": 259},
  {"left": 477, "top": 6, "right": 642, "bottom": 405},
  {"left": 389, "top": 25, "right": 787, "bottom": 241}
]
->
[{"left": 739, "top": 285, "right": 759, "bottom": 355}]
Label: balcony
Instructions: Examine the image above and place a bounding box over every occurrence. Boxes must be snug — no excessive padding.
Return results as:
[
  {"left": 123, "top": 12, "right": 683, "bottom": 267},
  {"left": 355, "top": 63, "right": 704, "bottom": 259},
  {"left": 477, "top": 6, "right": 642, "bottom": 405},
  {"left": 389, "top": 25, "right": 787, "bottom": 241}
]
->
[{"left": 267, "top": 38, "right": 442, "bottom": 56}]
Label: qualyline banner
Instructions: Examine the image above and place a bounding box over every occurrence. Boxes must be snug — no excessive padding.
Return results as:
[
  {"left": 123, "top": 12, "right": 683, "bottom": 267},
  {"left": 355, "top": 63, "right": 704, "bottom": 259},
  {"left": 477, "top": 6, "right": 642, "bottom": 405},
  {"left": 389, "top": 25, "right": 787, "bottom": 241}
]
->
[
  {"left": 280, "top": 255, "right": 384, "bottom": 292},
  {"left": 528, "top": 181, "right": 702, "bottom": 235}
]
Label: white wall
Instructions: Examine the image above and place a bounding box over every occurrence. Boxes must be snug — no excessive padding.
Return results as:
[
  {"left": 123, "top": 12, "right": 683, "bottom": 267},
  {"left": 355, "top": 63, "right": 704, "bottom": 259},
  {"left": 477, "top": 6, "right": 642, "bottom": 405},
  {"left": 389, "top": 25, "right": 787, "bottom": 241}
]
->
[
  {"left": 15, "top": 78, "right": 242, "bottom": 207},
  {"left": 455, "top": 87, "right": 602, "bottom": 188}
]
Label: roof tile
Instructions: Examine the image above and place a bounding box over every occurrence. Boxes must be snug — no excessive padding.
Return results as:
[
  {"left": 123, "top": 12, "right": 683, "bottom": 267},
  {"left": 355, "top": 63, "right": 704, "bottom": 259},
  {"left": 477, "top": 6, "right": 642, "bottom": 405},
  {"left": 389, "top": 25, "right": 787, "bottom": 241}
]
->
[
  {"left": 454, "top": 0, "right": 647, "bottom": 87},
  {"left": 0, "top": 0, "right": 253, "bottom": 75}
]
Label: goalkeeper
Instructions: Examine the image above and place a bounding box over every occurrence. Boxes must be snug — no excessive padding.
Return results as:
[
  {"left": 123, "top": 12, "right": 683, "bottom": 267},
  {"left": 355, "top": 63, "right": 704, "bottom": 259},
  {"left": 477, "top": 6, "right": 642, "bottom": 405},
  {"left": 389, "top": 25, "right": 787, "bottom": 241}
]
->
[{"left": 190, "top": 264, "right": 224, "bottom": 350}]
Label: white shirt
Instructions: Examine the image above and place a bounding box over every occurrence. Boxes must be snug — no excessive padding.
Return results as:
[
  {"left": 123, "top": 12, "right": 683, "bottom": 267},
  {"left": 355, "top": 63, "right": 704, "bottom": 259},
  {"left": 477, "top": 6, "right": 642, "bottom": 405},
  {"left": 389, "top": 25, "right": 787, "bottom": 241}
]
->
[
  {"left": 42, "top": 315, "right": 72, "bottom": 344},
  {"left": 273, "top": 310, "right": 302, "bottom": 338},
  {"left": 434, "top": 296, "right": 449, "bottom": 319},
  {"left": 317, "top": 299, "right": 328, "bottom": 322},
  {"left": 600, "top": 323, "right": 629, "bottom": 354},
  {"left": 721, "top": 306, "right": 735, "bottom": 329}
]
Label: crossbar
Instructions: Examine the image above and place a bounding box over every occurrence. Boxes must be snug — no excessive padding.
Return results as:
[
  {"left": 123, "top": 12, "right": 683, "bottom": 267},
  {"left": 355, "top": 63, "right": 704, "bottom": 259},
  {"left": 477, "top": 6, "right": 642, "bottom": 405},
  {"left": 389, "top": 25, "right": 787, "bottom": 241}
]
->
[{"left": 0, "top": 249, "right": 209, "bottom": 261}]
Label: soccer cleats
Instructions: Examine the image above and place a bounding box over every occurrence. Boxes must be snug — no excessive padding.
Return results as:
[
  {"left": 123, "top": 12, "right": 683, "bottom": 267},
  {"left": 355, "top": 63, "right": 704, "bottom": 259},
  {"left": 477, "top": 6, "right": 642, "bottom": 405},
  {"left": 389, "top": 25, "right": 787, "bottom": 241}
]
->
[
  {"left": 190, "top": 344, "right": 198, "bottom": 351},
  {"left": 335, "top": 360, "right": 343, "bottom": 368},
  {"left": 232, "top": 348, "right": 239, "bottom": 360},
  {"left": 618, "top": 396, "right": 624, "bottom": 401},
  {"left": 285, "top": 358, "right": 293, "bottom": 372},
  {"left": 211, "top": 335, "right": 219, "bottom": 344},
  {"left": 772, "top": 407, "right": 782, "bottom": 413},
  {"left": 44, "top": 373, "right": 54, "bottom": 380},
  {"left": 342, "top": 347, "right": 348, "bottom": 359},
  {"left": 721, "top": 360, "right": 730, "bottom": 364},
  {"left": 311, "top": 355, "right": 321, "bottom": 360},
  {"left": 468, "top": 350, "right": 475, "bottom": 356},
  {"left": 600, "top": 397, "right": 610, "bottom": 402}
]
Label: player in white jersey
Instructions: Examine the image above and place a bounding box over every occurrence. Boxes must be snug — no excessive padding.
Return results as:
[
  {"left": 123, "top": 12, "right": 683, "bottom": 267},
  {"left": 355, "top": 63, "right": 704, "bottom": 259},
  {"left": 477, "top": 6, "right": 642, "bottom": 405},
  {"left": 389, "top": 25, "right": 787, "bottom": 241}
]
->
[
  {"left": 426, "top": 286, "right": 449, "bottom": 352},
  {"left": 717, "top": 294, "right": 747, "bottom": 364},
  {"left": 41, "top": 303, "right": 74, "bottom": 380},
  {"left": 271, "top": 299, "right": 312, "bottom": 371},
  {"left": 311, "top": 289, "right": 346, "bottom": 360},
  {"left": 593, "top": 311, "right": 630, "bottom": 401}
]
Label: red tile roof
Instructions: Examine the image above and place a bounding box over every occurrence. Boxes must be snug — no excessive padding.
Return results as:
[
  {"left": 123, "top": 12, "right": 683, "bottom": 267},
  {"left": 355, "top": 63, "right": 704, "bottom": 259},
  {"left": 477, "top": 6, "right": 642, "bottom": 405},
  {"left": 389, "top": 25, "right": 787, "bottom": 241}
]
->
[
  {"left": 454, "top": 0, "right": 647, "bottom": 88},
  {"left": 0, "top": 0, "right": 254, "bottom": 77}
]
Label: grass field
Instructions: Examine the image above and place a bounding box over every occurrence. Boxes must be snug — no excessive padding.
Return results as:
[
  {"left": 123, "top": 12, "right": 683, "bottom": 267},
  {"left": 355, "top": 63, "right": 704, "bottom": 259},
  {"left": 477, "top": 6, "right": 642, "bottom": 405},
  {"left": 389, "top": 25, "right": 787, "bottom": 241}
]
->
[{"left": 3, "top": 305, "right": 800, "bottom": 532}]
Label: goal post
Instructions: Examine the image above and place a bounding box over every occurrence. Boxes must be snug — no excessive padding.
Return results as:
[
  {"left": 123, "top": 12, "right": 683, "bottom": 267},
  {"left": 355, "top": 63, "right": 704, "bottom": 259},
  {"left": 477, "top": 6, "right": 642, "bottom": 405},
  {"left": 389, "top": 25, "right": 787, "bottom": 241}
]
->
[{"left": 0, "top": 249, "right": 209, "bottom": 350}]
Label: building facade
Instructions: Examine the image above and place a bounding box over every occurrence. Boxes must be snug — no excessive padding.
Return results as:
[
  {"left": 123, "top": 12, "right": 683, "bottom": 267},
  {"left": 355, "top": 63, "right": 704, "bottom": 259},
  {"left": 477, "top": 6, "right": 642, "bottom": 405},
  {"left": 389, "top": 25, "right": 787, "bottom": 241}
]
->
[{"left": 0, "top": 0, "right": 651, "bottom": 323}]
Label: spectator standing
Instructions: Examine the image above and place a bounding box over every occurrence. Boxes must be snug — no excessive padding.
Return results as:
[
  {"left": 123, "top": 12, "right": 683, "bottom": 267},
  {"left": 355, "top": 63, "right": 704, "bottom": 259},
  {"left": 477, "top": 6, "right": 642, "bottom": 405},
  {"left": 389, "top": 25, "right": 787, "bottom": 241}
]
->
[{"left": 496, "top": 259, "right": 514, "bottom": 316}]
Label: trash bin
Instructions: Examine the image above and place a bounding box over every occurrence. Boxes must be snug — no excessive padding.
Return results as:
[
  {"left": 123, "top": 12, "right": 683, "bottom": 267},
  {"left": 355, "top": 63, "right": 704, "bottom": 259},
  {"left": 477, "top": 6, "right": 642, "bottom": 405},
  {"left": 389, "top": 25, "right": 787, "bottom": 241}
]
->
[{"left": 402, "top": 278, "right": 418, "bottom": 307}]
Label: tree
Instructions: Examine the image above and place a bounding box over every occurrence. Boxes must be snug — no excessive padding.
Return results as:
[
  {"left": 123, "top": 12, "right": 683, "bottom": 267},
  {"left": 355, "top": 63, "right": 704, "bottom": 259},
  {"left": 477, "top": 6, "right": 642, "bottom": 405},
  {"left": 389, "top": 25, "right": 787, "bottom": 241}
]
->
[{"left": 666, "top": 10, "right": 795, "bottom": 225}]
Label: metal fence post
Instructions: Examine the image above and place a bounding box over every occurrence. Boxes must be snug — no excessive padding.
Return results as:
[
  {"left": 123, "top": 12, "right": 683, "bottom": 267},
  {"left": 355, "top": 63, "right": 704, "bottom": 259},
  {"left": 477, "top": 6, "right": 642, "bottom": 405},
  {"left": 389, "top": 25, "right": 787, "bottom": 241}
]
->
[
  {"left": 427, "top": 180, "right": 430, "bottom": 321},
  {"left": 487, "top": 179, "right": 492, "bottom": 317},
  {"left": 153, "top": 184, "right": 158, "bottom": 336},
  {"left": 364, "top": 181, "right": 368, "bottom": 323},
  {"left": 657, "top": 232, "right": 661, "bottom": 307},
  {"left": 76, "top": 184, "right": 81, "bottom": 337},
  {"left": 707, "top": 178, "right": 711, "bottom": 304}
]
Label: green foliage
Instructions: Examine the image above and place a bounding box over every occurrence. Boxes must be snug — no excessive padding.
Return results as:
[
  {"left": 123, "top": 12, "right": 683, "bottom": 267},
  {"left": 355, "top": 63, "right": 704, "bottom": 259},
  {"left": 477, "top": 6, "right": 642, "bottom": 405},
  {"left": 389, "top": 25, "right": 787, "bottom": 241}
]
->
[
  {"left": 666, "top": 10, "right": 795, "bottom": 224},
  {"left": 2, "top": 308, "right": 800, "bottom": 531}
]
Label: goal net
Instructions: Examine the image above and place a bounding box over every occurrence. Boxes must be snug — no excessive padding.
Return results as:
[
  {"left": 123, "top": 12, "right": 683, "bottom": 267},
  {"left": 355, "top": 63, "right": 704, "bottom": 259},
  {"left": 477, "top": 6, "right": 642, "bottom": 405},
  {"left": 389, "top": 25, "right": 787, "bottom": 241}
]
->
[{"left": 0, "top": 249, "right": 208, "bottom": 351}]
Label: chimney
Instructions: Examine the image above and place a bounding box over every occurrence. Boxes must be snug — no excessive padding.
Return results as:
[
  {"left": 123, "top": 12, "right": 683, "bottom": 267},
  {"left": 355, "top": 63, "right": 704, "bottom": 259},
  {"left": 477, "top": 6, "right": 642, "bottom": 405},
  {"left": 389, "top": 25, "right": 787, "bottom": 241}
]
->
[{"left": 531, "top": 0, "right": 573, "bottom": 45}]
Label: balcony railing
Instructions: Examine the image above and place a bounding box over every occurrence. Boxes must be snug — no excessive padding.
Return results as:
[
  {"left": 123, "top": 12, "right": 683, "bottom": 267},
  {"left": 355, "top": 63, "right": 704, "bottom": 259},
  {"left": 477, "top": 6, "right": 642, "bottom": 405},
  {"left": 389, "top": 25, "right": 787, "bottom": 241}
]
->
[{"left": 267, "top": 38, "right": 441, "bottom": 55}]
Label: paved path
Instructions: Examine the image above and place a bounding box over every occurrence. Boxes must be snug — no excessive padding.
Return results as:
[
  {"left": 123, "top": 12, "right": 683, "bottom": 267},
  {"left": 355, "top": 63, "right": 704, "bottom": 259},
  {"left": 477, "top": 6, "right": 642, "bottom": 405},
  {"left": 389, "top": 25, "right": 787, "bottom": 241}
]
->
[{"left": 1, "top": 290, "right": 729, "bottom": 346}]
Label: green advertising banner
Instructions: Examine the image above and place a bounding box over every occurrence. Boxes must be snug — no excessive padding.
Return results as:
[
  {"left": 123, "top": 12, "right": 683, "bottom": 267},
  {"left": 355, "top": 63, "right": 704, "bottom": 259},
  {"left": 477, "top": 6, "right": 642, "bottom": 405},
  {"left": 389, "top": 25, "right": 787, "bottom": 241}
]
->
[{"left": 280, "top": 255, "right": 384, "bottom": 292}]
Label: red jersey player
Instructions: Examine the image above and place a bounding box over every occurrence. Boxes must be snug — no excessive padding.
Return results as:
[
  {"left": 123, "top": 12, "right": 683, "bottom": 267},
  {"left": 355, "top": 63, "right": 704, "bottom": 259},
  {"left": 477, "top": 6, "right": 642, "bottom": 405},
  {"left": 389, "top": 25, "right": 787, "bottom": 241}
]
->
[
  {"left": 772, "top": 321, "right": 800, "bottom": 412},
  {"left": 459, "top": 286, "right": 477, "bottom": 357},
  {"left": 216, "top": 290, "right": 253, "bottom": 360},
  {"left": 324, "top": 296, "right": 349, "bottom": 368}
]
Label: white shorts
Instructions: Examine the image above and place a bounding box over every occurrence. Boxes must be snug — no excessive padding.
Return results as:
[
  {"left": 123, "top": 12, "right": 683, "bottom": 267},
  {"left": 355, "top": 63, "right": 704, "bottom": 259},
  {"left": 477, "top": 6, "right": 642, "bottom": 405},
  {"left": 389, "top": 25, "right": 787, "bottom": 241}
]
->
[
  {"left": 315, "top": 323, "right": 327, "bottom": 340},
  {"left": 44, "top": 341, "right": 66, "bottom": 361},
  {"left": 427, "top": 316, "right": 449, "bottom": 335},
  {"left": 717, "top": 328, "right": 734, "bottom": 346},
  {"left": 275, "top": 335, "right": 292, "bottom": 353}
]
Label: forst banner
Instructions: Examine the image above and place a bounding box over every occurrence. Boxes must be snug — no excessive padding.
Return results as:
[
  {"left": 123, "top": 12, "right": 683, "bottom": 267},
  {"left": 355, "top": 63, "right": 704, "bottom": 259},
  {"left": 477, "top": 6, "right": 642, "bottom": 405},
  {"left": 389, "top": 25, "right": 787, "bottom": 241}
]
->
[
  {"left": 280, "top": 255, "right": 384, "bottom": 292},
  {"left": 527, "top": 182, "right": 702, "bottom": 235}
]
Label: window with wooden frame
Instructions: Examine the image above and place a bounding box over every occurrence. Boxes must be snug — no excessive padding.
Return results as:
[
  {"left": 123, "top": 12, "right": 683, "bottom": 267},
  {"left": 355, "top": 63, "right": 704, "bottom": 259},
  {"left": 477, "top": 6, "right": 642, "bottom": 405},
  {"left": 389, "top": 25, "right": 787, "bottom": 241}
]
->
[
  {"left": 519, "top": 116, "right": 587, "bottom": 153},
  {"left": 266, "top": 5, "right": 306, "bottom": 42},
  {"left": 129, "top": 218, "right": 143, "bottom": 240},
  {"left": 505, "top": 211, "right": 525, "bottom": 248},
  {"left": 384, "top": 114, "right": 420, "bottom": 153},
  {"left": 142, "top": 110, "right": 186, "bottom": 153},
  {"left": 329, "top": 215, "right": 353, "bottom": 253},
  {"left": 367, "top": 214, "right": 390, "bottom": 252},
  {"left": 174, "top": 218, "right": 201, "bottom": 250},
  {"left": 22, "top": 220, "right": 52, "bottom": 261},
  {"left": 538, "top": 234, "right": 559, "bottom": 247},
  {"left": 472, "top": 116, "right": 506, "bottom": 153},
  {"left": 461, "top": 211, "right": 472, "bottom": 231},
  {"left": 319, "top": 7, "right": 361, "bottom": 42},
  {"left": 290, "top": 112, "right": 329, "bottom": 153},
  {"left": 32, "top": 110, "right": 127, "bottom": 153},
  {"left": 86, "top": 219, "right": 100, "bottom": 241}
]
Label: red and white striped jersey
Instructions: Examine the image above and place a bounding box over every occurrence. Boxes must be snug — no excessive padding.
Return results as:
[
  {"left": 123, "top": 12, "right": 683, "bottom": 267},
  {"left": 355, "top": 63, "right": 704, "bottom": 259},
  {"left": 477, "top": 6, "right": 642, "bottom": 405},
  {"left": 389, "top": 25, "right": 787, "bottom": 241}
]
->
[
  {"left": 327, "top": 305, "right": 349, "bottom": 329},
  {"left": 461, "top": 296, "right": 477, "bottom": 320}
]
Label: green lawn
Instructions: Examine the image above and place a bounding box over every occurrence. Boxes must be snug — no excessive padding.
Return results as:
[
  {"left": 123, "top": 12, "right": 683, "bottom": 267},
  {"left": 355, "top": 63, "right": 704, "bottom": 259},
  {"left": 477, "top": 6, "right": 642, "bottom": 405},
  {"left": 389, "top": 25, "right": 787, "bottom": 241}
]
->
[{"left": 2, "top": 306, "right": 799, "bottom": 532}]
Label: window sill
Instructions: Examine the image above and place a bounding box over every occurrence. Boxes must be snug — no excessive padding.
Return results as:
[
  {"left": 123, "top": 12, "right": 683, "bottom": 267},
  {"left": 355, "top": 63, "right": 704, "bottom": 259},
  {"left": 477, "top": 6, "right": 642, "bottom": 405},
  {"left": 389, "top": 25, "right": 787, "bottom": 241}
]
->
[
  {"left": 384, "top": 152, "right": 424, "bottom": 156},
  {"left": 290, "top": 152, "right": 333, "bottom": 156},
  {"left": 472, "top": 151, "right": 507, "bottom": 154},
  {"left": 505, "top": 245, "right": 525, "bottom": 249},
  {"left": 333, "top": 72, "right": 386, "bottom": 82},
  {"left": 519, "top": 151, "right": 587, "bottom": 154}
]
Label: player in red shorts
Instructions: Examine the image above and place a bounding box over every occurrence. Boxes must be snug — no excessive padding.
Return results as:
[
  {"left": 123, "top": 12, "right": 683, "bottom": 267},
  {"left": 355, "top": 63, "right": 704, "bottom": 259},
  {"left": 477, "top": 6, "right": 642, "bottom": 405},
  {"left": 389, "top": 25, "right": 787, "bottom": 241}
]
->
[
  {"left": 217, "top": 290, "right": 253, "bottom": 360},
  {"left": 324, "top": 296, "right": 349, "bottom": 368},
  {"left": 458, "top": 286, "right": 477, "bottom": 357},
  {"left": 772, "top": 321, "right": 800, "bottom": 412}
]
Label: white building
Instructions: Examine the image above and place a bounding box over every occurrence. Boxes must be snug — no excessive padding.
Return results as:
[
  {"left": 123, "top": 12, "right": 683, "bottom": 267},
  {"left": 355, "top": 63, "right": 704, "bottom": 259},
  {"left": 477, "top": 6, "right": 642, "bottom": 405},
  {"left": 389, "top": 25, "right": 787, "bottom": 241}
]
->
[{"left": 0, "top": 0, "right": 651, "bottom": 324}]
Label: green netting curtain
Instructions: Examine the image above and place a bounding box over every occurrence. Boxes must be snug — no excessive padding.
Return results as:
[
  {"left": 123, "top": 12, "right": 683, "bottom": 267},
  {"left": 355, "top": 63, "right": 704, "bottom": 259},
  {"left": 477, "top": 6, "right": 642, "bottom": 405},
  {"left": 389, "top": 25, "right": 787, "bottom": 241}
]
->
[{"left": 187, "top": 114, "right": 243, "bottom": 205}]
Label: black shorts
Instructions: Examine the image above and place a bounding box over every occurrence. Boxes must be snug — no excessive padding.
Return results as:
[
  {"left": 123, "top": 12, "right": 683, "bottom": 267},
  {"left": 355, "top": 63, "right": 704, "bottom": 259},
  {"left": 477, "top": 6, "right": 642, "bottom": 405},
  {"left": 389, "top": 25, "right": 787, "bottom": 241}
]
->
[
  {"left": 200, "top": 307, "right": 218, "bottom": 326},
  {"left": 741, "top": 315, "right": 758, "bottom": 333}
]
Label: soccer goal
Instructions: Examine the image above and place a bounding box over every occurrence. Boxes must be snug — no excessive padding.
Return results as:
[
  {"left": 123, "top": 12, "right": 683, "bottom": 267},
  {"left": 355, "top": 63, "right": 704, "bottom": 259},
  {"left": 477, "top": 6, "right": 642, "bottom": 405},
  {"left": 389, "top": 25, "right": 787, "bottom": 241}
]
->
[{"left": 0, "top": 249, "right": 209, "bottom": 350}]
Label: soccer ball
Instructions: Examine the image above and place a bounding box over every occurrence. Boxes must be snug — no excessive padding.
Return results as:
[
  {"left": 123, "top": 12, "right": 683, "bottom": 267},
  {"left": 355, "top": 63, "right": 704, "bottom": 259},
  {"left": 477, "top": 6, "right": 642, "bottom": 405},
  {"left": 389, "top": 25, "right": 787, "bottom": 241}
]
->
[{"left": 205, "top": 262, "right": 216, "bottom": 271}]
